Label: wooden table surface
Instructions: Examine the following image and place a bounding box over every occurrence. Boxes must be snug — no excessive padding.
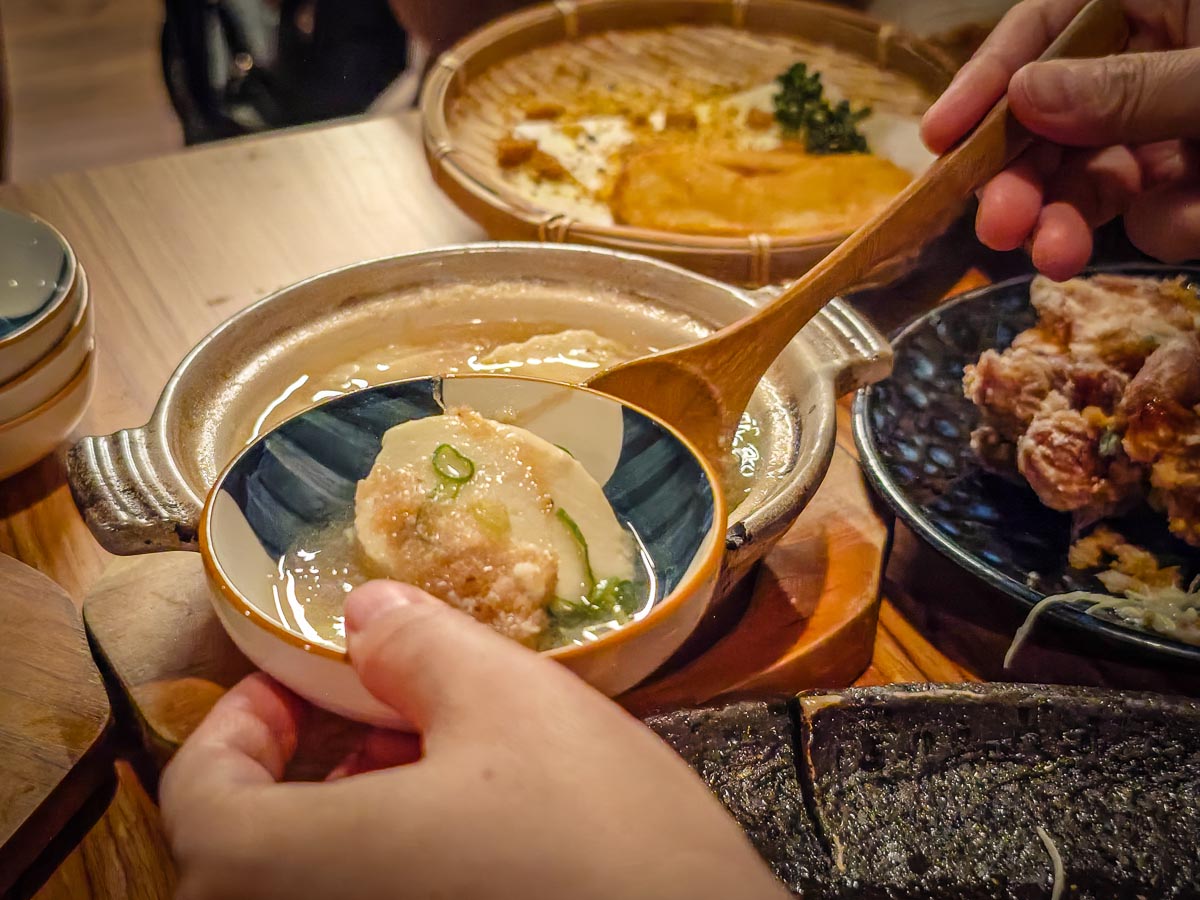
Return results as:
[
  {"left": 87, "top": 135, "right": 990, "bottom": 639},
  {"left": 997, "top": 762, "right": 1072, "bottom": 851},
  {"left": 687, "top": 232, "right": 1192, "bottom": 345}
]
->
[{"left": 0, "top": 110, "right": 1024, "bottom": 898}]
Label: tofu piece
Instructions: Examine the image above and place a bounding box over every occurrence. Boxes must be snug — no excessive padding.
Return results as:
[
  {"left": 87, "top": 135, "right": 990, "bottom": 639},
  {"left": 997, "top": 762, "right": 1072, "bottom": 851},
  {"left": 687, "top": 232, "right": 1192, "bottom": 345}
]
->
[{"left": 355, "top": 408, "right": 635, "bottom": 645}]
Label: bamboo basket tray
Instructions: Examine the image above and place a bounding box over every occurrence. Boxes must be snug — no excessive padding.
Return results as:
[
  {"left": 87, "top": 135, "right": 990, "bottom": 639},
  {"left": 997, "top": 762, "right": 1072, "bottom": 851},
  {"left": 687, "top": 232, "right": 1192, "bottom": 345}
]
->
[{"left": 421, "top": 0, "right": 957, "bottom": 287}]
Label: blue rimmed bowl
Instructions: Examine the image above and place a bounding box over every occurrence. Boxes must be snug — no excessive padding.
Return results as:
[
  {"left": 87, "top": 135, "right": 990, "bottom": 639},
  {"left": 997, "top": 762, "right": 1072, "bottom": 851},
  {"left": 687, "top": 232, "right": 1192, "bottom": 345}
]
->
[
  {"left": 201, "top": 374, "right": 726, "bottom": 725},
  {"left": 0, "top": 208, "right": 80, "bottom": 385}
]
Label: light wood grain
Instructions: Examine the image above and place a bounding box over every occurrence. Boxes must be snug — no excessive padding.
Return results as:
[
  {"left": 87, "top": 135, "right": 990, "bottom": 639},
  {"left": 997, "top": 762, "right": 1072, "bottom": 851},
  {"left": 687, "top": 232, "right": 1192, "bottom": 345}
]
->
[
  {"left": 0, "top": 109, "right": 987, "bottom": 896},
  {"left": 32, "top": 763, "right": 176, "bottom": 900},
  {"left": 0, "top": 0, "right": 182, "bottom": 180},
  {"left": 0, "top": 554, "right": 112, "bottom": 898}
]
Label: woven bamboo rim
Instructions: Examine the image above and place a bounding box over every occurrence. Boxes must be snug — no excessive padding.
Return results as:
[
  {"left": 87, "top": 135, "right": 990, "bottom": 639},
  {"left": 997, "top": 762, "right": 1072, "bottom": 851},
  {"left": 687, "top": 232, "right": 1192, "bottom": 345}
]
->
[{"left": 421, "top": 0, "right": 957, "bottom": 286}]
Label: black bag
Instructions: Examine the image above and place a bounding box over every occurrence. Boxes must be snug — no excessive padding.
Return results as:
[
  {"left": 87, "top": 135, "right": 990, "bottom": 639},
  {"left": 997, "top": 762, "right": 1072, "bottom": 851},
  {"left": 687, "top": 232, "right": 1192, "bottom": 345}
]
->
[{"left": 162, "top": 0, "right": 410, "bottom": 144}]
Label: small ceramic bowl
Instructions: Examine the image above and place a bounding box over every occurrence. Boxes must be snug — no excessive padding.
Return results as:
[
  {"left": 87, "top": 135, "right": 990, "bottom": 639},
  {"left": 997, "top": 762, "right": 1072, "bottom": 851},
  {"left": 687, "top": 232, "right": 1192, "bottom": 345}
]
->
[
  {"left": 202, "top": 375, "right": 726, "bottom": 725},
  {"left": 0, "top": 271, "right": 92, "bottom": 423},
  {"left": 0, "top": 209, "right": 80, "bottom": 385},
  {"left": 0, "top": 349, "right": 96, "bottom": 481}
]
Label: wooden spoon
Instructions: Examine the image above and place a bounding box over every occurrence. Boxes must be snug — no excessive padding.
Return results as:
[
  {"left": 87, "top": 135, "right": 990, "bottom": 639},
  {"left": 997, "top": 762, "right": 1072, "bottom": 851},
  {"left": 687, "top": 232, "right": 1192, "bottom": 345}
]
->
[{"left": 588, "top": 0, "right": 1128, "bottom": 461}]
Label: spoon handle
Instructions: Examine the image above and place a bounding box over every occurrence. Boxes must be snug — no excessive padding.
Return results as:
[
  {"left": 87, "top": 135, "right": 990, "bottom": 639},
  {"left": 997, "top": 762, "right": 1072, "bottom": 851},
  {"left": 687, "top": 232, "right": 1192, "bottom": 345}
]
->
[{"left": 707, "top": 0, "right": 1128, "bottom": 411}]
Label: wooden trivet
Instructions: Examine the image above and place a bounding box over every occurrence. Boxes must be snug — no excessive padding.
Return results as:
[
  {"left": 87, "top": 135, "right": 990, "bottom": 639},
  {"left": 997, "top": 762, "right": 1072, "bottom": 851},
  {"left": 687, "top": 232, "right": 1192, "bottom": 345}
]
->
[{"left": 83, "top": 446, "right": 888, "bottom": 770}]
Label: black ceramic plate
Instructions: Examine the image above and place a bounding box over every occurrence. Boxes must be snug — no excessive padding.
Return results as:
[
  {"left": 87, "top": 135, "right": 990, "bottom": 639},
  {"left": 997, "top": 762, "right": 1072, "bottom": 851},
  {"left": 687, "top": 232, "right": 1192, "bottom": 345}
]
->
[{"left": 853, "top": 263, "right": 1200, "bottom": 664}]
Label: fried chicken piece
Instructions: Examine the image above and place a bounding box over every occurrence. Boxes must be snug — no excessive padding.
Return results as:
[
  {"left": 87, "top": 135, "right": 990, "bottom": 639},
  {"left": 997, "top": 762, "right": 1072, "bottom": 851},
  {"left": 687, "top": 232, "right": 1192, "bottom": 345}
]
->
[
  {"left": 964, "top": 346, "right": 1128, "bottom": 482},
  {"left": 1121, "top": 333, "right": 1200, "bottom": 463},
  {"left": 610, "top": 143, "right": 911, "bottom": 237},
  {"left": 970, "top": 425, "right": 1017, "bottom": 475},
  {"left": 1117, "top": 333, "right": 1200, "bottom": 546},
  {"left": 964, "top": 348, "right": 1064, "bottom": 441},
  {"left": 1017, "top": 407, "right": 1143, "bottom": 523},
  {"left": 1030, "top": 274, "right": 1200, "bottom": 373},
  {"left": 966, "top": 347, "right": 1128, "bottom": 438}
]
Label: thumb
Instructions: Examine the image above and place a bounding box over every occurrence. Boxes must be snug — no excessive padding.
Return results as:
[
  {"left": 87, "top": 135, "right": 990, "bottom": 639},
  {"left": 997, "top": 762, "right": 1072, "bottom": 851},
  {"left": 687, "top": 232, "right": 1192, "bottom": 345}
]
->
[
  {"left": 1009, "top": 49, "right": 1200, "bottom": 147},
  {"left": 343, "top": 580, "right": 544, "bottom": 735}
]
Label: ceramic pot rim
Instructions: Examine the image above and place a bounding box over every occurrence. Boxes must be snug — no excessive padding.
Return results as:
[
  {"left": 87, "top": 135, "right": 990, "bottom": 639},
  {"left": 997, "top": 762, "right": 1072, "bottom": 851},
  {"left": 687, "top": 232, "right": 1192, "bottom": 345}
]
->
[
  {"left": 199, "top": 372, "right": 729, "bottom": 665},
  {"left": 152, "top": 242, "right": 842, "bottom": 543}
]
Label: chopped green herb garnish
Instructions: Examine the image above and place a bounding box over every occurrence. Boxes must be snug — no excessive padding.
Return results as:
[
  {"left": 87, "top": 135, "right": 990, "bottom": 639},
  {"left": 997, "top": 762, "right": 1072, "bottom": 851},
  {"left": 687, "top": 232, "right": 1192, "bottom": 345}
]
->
[
  {"left": 774, "top": 63, "right": 824, "bottom": 133},
  {"left": 549, "top": 579, "right": 639, "bottom": 627},
  {"left": 430, "top": 443, "right": 475, "bottom": 500},
  {"left": 432, "top": 443, "right": 475, "bottom": 483},
  {"left": 552, "top": 507, "right": 641, "bottom": 629},
  {"left": 773, "top": 62, "right": 871, "bottom": 155},
  {"left": 804, "top": 99, "right": 870, "bottom": 154},
  {"left": 591, "top": 578, "right": 638, "bottom": 622},
  {"left": 555, "top": 444, "right": 575, "bottom": 458},
  {"left": 555, "top": 507, "right": 595, "bottom": 591},
  {"left": 1099, "top": 430, "right": 1122, "bottom": 458}
]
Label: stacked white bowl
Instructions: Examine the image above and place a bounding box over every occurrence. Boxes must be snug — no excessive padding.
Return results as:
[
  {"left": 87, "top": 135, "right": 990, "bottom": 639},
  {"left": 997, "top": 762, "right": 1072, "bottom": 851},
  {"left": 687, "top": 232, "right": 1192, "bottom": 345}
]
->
[{"left": 0, "top": 209, "right": 95, "bottom": 481}]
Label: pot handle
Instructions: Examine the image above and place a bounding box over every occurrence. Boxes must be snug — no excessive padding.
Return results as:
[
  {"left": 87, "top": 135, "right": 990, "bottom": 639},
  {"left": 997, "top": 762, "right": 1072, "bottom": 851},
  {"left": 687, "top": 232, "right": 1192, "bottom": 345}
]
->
[
  {"left": 67, "top": 426, "right": 203, "bottom": 555},
  {"left": 748, "top": 287, "right": 893, "bottom": 395}
]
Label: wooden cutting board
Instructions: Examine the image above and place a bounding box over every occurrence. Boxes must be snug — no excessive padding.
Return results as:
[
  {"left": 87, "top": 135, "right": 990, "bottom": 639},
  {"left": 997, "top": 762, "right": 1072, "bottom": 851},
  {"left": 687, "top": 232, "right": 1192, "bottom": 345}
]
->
[
  {"left": 83, "top": 445, "right": 888, "bottom": 770},
  {"left": 0, "top": 554, "right": 114, "bottom": 899}
]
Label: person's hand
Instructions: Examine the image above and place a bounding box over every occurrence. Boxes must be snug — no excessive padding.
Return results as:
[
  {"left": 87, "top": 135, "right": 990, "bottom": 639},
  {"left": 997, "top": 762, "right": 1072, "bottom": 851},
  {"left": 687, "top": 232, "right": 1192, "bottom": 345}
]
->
[
  {"left": 922, "top": 0, "right": 1200, "bottom": 279},
  {"left": 161, "top": 581, "right": 789, "bottom": 900}
]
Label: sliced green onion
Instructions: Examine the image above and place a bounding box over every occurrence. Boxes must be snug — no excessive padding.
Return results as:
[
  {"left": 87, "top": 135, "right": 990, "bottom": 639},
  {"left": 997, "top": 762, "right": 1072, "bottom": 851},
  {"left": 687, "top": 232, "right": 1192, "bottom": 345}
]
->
[
  {"left": 555, "top": 507, "right": 596, "bottom": 591},
  {"left": 1099, "top": 430, "right": 1121, "bottom": 458},
  {"left": 432, "top": 444, "right": 475, "bottom": 483},
  {"left": 555, "top": 444, "right": 575, "bottom": 458},
  {"left": 591, "top": 578, "right": 637, "bottom": 622}
]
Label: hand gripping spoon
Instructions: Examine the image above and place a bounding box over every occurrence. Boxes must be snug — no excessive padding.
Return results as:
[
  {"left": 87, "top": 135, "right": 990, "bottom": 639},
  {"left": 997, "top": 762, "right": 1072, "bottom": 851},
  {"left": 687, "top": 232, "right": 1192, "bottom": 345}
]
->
[{"left": 587, "top": 0, "right": 1128, "bottom": 463}]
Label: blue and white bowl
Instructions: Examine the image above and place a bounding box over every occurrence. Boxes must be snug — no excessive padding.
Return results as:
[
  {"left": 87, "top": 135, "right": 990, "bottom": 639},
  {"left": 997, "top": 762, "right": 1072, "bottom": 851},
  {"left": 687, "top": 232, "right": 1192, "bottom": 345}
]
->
[
  {"left": 0, "top": 209, "right": 80, "bottom": 386},
  {"left": 201, "top": 374, "right": 727, "bottom": 725}
]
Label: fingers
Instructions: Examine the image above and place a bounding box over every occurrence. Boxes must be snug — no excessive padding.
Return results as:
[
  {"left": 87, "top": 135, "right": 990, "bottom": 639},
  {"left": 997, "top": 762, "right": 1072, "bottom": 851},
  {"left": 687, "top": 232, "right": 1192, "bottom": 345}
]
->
[
  {"left": 326, "top": 729, "right": 423, "bottom": 781},
  {"left": 977, "top": 142, "right": 1145, "bottom": 280},
  {"left": 160, "top": 674, "right": 305, "bottom": 841},
  {"left": 1125, "top": 184, "right": 1200, "bottom": 263},
  {"left": 976, "top": 146, "right": 1056, "bottom": 251},
  {"left": 1023, "top": 145, "right": 1144, "bottom": 280},
  {"left": 1030, "top": 203, "right": 1095, "bottom": 280},
  {"left": 344, "top": 580, "right": 545, "bottom": 739},
  {"left": 162, "top": 674, "right": 304, "bottom": 799},
  {"left": 1009, "top": 49, "right": 1200, "bottom": 147},
  {"left": 921, "top": 0, "right": 1089, "bottom": 153},
  {"left": 1134, "top": 140, "right": 1200, "bottom": 189}
]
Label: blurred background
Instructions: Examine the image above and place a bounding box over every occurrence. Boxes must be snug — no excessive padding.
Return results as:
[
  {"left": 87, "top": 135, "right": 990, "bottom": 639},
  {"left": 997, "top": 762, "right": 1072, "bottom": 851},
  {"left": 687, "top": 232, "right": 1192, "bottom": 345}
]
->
[
  {"left": 3, "top": 0, "right": 181, "bottom": 179},
  {"left": 0, "top": 0, "right": 1009, "bottom": 182}
]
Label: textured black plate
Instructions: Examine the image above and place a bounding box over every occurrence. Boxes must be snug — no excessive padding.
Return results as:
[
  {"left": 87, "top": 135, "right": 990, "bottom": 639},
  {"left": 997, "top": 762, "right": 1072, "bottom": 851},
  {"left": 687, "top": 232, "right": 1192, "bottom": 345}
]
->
[
  {"left": 648, "top": 685, "right": 1200, "bottom": 899},
  {"left": 853, "top": 264, "right": 1200, "bottom": 664}
]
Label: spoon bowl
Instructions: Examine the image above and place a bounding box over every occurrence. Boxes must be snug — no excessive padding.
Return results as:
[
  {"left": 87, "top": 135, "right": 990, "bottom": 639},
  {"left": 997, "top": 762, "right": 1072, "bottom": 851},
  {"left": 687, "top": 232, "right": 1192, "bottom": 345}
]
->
[{"left": 201, "top": 374, "right": 726, "bottom": 726}]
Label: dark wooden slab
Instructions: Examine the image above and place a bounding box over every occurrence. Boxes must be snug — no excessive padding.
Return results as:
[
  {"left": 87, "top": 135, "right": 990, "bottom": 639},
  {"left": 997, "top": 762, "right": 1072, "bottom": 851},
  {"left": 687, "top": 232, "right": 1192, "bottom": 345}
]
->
[{"left": 0, "top": 554, "right": 113, "bottom": 899}]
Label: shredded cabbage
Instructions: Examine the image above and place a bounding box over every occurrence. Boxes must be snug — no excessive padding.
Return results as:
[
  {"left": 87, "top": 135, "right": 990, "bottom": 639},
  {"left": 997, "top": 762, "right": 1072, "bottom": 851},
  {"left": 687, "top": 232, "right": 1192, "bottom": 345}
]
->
[{"left": 1004, "top": 576, "right": 1200, "bottom": 669}]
